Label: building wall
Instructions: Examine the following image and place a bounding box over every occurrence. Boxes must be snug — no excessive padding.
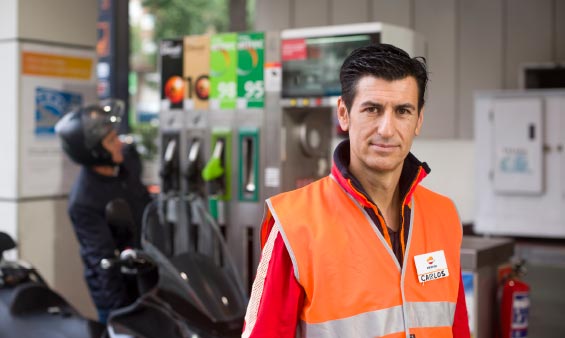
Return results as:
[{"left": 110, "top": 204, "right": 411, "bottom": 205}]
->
[
  {"left": 254, "top": 0, "right": 564, "bottom": 139},
  {"left": 18, "top": 0, "right": 97, "bottom": 47},
  {"left": 557, "top": 0, "right": 565, "bottom": 61},
  {"left": 18, "top": 198, "right": 95, "bottom": 318}
]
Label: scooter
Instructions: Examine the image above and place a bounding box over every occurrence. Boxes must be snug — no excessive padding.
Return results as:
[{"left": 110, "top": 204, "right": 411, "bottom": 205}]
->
[
  {"left": 0, "top": 232, "right": 107, "bottom": 338},
  {"left": 101, "top": 197, "right": 247, "bottom": 338}
]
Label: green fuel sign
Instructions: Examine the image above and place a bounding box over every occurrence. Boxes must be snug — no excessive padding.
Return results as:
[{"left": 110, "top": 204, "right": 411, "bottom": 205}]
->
[
  {"left": 210, "top": 33, "right": 237, "bottom": 109},
  {"left": 237, "top": 32, "right": 265, "bottom": 108}
]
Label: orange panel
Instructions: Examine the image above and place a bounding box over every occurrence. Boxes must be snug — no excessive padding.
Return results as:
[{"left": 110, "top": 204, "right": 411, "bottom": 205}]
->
[{"left": 22, "top": 52, "right": 93, "bottom": 80}]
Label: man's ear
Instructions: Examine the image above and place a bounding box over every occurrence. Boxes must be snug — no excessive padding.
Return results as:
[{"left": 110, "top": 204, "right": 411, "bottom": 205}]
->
[{"left": 337, "top": 97, "right": 350, "bottom": 132}]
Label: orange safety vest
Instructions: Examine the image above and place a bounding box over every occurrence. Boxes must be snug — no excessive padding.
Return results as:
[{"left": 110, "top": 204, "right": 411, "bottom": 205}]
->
[{"left": 266, "top": 175, "right": 462, "bottom": 338}]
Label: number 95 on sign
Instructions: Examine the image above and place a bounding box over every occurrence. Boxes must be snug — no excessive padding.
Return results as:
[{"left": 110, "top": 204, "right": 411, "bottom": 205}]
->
[{"left": 244, "top": 80, "right": 264, "bottom": 100}]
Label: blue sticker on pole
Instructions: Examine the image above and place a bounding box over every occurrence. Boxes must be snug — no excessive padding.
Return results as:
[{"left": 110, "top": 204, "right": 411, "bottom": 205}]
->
[{"left": 35, "top": 87, "right": 82, "bottom": 136}]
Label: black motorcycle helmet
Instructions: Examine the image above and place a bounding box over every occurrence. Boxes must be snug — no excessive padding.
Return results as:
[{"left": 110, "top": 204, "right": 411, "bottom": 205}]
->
[{"left": 55, "top": 99, "right": 124, "bottom": 166}]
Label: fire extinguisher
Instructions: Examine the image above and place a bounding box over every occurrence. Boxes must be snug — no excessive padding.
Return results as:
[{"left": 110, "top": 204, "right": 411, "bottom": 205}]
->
[{"left": 498, "top": 260, "right": 530, "bottom": 338}]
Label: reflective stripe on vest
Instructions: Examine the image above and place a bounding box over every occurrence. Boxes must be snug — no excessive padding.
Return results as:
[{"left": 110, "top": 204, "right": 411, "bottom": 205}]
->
[
  {"left": 301, "top": 301, "right": 456, "bottom": 338},
  {"left": 267, "top": 175, "right": 462, "bottom": 338}
]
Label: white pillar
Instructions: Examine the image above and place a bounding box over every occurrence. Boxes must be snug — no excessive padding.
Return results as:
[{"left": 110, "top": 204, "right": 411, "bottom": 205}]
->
[{"left": 0, "top": 0, "right": 98, "bottom": 318}]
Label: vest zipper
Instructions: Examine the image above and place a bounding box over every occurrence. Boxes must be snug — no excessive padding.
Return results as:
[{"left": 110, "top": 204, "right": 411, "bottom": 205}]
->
[{"left": 400, "top": 199, "right": 416, "bottom": 338}]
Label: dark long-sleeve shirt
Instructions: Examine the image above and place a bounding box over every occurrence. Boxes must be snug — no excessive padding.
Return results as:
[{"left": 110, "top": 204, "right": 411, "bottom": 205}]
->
[{"left": 68, "top": 149, "right": 151, "bottom": 310}]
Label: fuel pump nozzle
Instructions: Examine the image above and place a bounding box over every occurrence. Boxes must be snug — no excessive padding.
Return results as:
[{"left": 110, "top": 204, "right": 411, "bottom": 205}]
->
[
  {"left": 202, "top": 139, "right": 226, "bottom": 196},
  {"left": 159, "top": 138, "right": 179, "bottom": 193},
  {"left": 184, "top": 138, "right": 205, "bottom": 195}
]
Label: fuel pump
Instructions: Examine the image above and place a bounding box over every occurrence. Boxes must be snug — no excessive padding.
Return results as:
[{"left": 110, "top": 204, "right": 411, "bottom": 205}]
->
[
  {"left": 158, "top": 38, "right": 186, "bottom": 257},
  {"left": 183, "top": 135, "right": 207, "bottom": 253},
  {"left": 278, "top": 23, "right": 425, "bottom": 192},
  {"left": 155, "top": 24, "right": 424, "bottom": 296},
  {"left": 154, "top": 35, "right": 249, "bottom": 326},
  {"left": 280, "top": 104, "right": 333, "bottom": 191}
]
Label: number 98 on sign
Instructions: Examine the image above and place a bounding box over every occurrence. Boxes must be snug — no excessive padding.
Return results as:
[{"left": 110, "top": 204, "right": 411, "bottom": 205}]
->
[{"left": 218, "top": 82, "right": 236, "bottom": 99}]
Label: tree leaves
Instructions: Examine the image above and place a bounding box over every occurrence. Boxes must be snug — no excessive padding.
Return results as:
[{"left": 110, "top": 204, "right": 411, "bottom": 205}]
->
[{"left": 142, "top": 0, "right": 229, "bottom": 40}]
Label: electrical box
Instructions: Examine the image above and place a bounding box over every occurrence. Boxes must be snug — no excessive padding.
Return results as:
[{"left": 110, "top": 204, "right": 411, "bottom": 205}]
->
[
  {"left": 474, "top": 90, "right": 565, "bottom": 238},
  {"left": 492, "top": 97, "right": 543, "bottom": 195}
]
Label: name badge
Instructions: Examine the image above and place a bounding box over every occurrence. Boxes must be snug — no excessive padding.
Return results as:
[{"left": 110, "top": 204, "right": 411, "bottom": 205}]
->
[{"left": 414, "top": 250, "right": 449, "bottom": 284}]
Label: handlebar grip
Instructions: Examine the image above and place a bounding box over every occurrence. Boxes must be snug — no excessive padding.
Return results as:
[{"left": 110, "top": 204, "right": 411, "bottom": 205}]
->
[
  {"left": 99, "top": 250, "right": 154, "bottom": 274},
  {"left": 100, "top": 258, "right": 114, "bottom": 270}
]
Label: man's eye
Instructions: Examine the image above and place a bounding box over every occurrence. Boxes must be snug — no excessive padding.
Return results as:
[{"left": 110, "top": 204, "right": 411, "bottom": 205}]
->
[
  {"left": 398, "top": 108, "right": 410, "bottom": 115},
  {"left": 365, "top": 106, "right": 378, "bottom": 113}
]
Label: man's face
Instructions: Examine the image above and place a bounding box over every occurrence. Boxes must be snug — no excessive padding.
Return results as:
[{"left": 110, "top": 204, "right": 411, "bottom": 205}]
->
[
  {"left": 337, "top": 75, "right": 423, "bottom": 175},
  {"left": 101, "top": 130, "right": 123, "bottom": 164}
]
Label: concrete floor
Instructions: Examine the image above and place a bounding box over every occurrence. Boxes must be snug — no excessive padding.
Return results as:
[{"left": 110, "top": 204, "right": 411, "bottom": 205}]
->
[{"left": 515, "top": 240, "right": 565, "bottom": 338}]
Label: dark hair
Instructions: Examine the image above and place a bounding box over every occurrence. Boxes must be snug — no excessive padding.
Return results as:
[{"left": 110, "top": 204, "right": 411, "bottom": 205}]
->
[{"left": 339, "top": 43, "right": 428, "bottom": 113}]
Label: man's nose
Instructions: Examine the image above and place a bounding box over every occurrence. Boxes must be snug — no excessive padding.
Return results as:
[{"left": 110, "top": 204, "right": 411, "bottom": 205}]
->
[{"left": 377, "top": 110, "right": 395, "bottom": 138}]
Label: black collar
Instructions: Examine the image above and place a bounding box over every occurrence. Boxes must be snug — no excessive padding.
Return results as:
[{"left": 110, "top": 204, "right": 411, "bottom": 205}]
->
[{"left": 332, "top": 139, "right": 430, "bottom": 206}]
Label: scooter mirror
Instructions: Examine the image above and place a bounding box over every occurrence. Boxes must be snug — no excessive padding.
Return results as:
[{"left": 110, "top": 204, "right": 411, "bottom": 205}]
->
[
  {"left": 105, "top": 199, "right": 136, "bottom": 231},
  {"left": 0, "top": 232, "right": 16, "bottom": 258}
]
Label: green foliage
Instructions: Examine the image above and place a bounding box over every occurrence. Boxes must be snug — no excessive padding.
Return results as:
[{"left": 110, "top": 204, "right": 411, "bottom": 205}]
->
[
  {"left": 142, "top": 0, "right": 229, "bottom": 40},
  {"left": 130, "top": 23, "right": 142, "bottom": 56},
  {"left": 130, "top": 23, "right": 157, "bottom": 70},
  {"left": 246, "top": 0, "right": 255, "bottom": 30},
  {"left": 131, "top": 122, "right": 159, "bottom": 160}
]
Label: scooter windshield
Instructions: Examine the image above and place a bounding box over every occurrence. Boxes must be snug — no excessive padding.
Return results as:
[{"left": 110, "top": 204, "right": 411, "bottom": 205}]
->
[{"left": 140, "top": 198, "right": 247, "bottom": 330}]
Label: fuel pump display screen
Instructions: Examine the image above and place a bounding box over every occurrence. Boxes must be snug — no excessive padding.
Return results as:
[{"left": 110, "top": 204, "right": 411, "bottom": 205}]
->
[{"left": 281, "top": 34, "right": 378, "bottom": 97}]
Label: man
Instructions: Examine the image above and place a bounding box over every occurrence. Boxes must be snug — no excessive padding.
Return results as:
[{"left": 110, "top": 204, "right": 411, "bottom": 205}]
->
[
  {"left": 56, "top": 100, "right": 151, "bottom": 323},
  {"left": 242, "top": 44, "right": 470, "bottom": 337}
]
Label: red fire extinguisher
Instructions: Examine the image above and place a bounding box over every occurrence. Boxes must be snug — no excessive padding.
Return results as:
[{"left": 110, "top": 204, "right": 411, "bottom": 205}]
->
[{"left": 498, "top": 260, "right": 530, "bottom": 338}]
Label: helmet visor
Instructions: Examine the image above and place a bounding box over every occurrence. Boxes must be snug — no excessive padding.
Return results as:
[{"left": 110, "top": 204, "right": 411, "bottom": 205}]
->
[{"left": 82, "top": 99, "right": 124, "bottom": 149}]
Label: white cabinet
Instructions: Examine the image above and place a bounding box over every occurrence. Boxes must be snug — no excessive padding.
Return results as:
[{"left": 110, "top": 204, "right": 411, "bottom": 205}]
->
[
  {"left": 492, "top": 97, "right": 543, "bottom": 194},
  {"left": 475, "top": 90, "right": 565, "bottom": 238}
]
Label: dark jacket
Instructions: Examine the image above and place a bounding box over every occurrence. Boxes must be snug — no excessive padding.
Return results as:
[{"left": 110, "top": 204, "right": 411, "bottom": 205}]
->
[{"left": 68, "top": 148, "right": 151, "bottom": 311}]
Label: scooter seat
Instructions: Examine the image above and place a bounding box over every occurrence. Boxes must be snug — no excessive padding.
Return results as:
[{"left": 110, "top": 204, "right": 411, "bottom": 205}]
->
[{"left": 9, "top": 282, "right": 77, "bottom": 317}]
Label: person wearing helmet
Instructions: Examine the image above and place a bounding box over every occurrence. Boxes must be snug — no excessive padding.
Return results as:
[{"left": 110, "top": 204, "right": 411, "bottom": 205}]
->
[{"left": 56, "top": 99, "right": 151, "bottom": 324}]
